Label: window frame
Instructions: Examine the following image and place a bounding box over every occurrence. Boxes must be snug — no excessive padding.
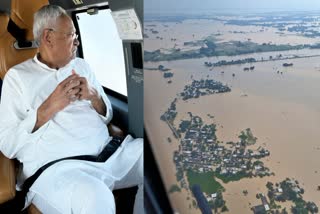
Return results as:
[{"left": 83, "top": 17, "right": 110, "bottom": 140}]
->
[{"left": 144, "top": 130, "right": 174, "bottom": 213}]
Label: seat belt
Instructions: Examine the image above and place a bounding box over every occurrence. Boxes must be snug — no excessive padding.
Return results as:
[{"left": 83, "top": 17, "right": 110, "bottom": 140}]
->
[{"left": 0, "top": 136, "right": 124, "bottom": 214}]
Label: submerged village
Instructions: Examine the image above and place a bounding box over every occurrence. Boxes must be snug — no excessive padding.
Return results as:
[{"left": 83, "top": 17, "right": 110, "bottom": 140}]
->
[{"left": 152, "top": 64, "right": 319, "bottom": 213}]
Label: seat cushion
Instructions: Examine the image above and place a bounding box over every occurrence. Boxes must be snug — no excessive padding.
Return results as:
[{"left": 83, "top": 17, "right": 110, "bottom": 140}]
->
[{"left": 0, "top": 153, "right": 15, "bottom": 204}]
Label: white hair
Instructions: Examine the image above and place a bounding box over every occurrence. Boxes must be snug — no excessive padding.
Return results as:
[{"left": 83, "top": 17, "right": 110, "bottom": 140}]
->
[{"left": 33, "top": 5, "right": 68, "bottom": 43}]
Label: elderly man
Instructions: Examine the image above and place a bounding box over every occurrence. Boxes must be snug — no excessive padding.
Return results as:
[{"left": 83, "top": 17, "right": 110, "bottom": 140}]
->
[{"left": 0, "top": 5, "right": 143, "bottom": 214}]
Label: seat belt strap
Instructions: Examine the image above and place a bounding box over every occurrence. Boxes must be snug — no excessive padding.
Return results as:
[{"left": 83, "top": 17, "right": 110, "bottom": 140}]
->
[{"left": 24, "top": 136, "right": 125, "bottom": 195}]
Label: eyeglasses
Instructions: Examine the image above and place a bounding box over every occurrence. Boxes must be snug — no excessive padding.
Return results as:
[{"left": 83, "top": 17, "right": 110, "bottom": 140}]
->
[{"left": 47, "top": 28, "right": 78, "bottom": 40}]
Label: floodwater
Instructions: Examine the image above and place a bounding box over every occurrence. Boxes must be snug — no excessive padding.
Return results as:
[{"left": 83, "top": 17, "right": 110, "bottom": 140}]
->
[{"left": 144, "top": 14, "right": 320, "bottom": 213}]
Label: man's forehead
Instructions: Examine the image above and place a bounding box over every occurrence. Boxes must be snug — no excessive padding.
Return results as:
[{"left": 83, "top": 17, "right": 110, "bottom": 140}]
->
[{"left": 56, "top": 16, "right": 75, "bottom": 31}]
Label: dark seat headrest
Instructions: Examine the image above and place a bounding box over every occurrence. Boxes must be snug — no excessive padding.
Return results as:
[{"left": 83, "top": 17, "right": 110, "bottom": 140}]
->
[
  {"left": 11, "top": 0, "right": 49, "bottom": 41},
  {"left": 0, "top": 78, "right": 2, "bottom": 98}
]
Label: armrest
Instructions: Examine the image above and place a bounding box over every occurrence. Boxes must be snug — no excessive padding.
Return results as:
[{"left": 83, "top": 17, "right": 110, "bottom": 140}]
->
[
  {"left": 0, "top": 152, "right": 15, "bottom": 204},
  {"left": 107, "top": 123, "right": 124, "bottom": 138}
]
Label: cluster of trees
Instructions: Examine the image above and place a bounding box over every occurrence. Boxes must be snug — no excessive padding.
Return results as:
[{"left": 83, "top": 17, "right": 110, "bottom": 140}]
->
[
  {"left": 265, "top": 179, "right": 319, "bottom": 213},
  {"left": 243, "top": 66, "right": 255, "bottom": 71},
  {"left": 163, "top": 72, "right": 173, "bottom": 78},
  {"left": 145, "top": 40, "right": 309, "bottom": 62},
  {"left": 158, "top": 64, "right": 170, "bottom": 71},
  {"left": 238, "top": 128, "right": 257, "bottom": 145},
  {"left": 287, "top": 25, "right": 320, "bottom": 38},
  {"left": 160, "top": 99, "right": 177, "bottom": 122},
  {"left": 204, "top": 58, "right": 256, "bottom": 67},
  {"left": 179, "top": 120, "right": 191, "bottom": 133},
  {"left": 168, "top": 184, "right": 181, "bottom": 193},
  {"left": 283, "top": 63, "right": 293, "bottom": 67},
  {"left": 208, "top": 192, "right": 228, "bottom": 213},
  {"left": 292, "top": 201, "right": 318, "bottom": 214}
]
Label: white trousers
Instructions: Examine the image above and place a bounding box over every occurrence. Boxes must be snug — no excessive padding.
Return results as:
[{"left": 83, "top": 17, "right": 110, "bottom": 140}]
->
[{"left": 26, "top": 136, "right": 144, "bottom": 214}]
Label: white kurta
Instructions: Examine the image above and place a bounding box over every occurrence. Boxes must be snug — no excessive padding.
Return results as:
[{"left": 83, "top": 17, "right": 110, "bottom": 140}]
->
[{"left": 0, "top": 55, "right": 143, "bottom": 214}]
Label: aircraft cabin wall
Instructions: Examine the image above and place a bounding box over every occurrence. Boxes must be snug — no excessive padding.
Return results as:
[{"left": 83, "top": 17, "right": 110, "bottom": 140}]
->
[
  {"left": 0, "top": 1, "right": 10, "bottom": 14},
  {"left": 109, "top": 0, "right": 144, "bottom": 138}
]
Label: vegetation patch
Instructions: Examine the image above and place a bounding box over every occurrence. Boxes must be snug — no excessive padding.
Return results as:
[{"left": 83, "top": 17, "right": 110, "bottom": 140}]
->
[
  {"left": 238, "top": 128, "right": 257, "bottom": 145},
  {"left": 168, "top": 184, "right": 181, "bottom": 193},
  {"left": 187, "top": 170, "right": 224, "bottom": 194},
  {"left": 215, "top": 171, "right": 250, "bottom": 183},
  {"left": 144, "top": 39, "right": 313, "bottom": 62}
]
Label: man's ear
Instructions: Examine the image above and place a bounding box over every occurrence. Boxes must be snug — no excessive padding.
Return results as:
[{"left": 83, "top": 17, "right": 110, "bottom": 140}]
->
[{"left": 41, "top": 29, "right": 54, "bottom": 48}]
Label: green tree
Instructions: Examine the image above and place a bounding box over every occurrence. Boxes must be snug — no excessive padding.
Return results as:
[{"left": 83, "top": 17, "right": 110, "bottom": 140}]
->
[
  {"left": 214, "top": 192, "right": 225, "bottom": 208},
  {"left": 266, "top": 181, "right": 274, "bottom": 191},
  {"left": 221, "top": 205, "right": 229, "bottom": 212}
]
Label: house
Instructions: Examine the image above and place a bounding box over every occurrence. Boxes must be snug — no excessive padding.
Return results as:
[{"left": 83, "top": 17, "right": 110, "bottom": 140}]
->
[
  {"left": 261, "top": 195, "right": 270, "bottom": 211},
  {"left": 252, "top": 205, "right": 266, "bottom": 214},
  {"left": 287, "top": 179, "right": 296, "bottom": 185},
  {"left": 292, "top": 187, "right": 300, "bottom": 193},
  {"left": 221, "top": 169, "right": 227, "bottom": 174},
  {"left": 254, "top": 165, "right": 262, "bottom": 170}
]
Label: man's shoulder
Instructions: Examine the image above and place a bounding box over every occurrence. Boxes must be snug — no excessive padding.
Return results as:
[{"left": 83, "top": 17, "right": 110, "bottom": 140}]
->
[
  {"left": 10, "top": 58, "right": 34, "bottom": 70},
  {"left": 6, "top": 58, "right": 34, "bottom": 77}
]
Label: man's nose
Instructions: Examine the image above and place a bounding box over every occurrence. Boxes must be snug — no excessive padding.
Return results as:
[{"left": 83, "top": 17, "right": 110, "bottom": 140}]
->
[{"left": 74, "top": 37, "right": 80, "bottom": 46}]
